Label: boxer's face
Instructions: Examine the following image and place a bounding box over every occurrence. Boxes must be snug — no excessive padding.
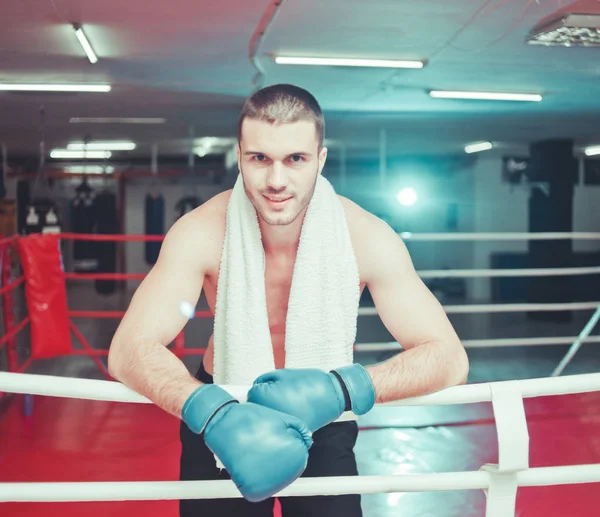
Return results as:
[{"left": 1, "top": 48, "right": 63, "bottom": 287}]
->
[{"left": 238, "top": 118, "right": 327, "bottom": 226}]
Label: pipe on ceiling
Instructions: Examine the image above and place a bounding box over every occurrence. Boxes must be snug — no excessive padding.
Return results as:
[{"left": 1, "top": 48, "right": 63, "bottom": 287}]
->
[{"left": 249, "top": 0, "right": 288, "bottom": 91}]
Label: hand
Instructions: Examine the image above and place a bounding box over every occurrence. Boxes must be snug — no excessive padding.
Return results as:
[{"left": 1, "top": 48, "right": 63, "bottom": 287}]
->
[
  {"left": 247, "top": 364, "right": 376, "bottom": 432},
  {"left": 182, "top": 384, "right": 313, "bottom": 502}
]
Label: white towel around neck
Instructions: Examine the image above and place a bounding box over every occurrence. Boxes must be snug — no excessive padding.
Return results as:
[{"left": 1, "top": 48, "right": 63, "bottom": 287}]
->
[{"left": 212, "top": 173, "right": 360, "bottom": 387}]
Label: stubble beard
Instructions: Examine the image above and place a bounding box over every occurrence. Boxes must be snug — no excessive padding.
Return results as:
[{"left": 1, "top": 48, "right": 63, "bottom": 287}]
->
[{"left": 245, "top": 173, "right": 318, "bottom": 227}]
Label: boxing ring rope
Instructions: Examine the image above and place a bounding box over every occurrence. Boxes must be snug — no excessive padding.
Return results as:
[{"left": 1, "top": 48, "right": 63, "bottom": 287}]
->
[
  {"left": 2, "top": 465, "right": 600, "bottom": 502},
  {"left": 1, "top": 369, "right": 600, "bottom": 517},
  {"left": 418, "top": 266, "right": 600, "bottom": 278},
  {"left": 2, "top": 369, "right": 600, "bottom": 405},
  {"left": 400, "top": 231, "right": 600, "bottom": 241},
  {"left": 359, "top": 303, "right": 600, "bottom": 372},
  {"left": 358, "top": 301, "right": 600, "bottom": 315},
  {"left": 357, "top": 335, "right": 600, "bottom": 351}
]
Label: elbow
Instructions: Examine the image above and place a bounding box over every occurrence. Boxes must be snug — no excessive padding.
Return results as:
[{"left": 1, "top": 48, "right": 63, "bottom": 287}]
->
[
  {"left": 453, "top": 345, "right": 470, "bottom": 386},
  {"left": 107, "top": 340, "right": 126, "bottom": 381}
]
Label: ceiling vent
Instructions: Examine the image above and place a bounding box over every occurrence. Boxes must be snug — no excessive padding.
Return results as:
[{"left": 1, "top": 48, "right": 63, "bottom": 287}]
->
[{"left": 527, "top": 0, "right": 600, "bottom": 47}]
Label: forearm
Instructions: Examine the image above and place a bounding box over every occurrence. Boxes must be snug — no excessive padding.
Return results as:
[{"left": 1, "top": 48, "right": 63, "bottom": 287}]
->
[
  {"left": 365, "top": 340, "right": 469, "bottom": 404},
  {"left": 108, "top": 340, "right": 201, "bottom": 419}
]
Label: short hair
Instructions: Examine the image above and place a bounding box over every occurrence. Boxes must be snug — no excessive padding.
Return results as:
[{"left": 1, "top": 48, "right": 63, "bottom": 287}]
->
[{"left": 237, "top": 84, "right": 325, "bottom": 148}]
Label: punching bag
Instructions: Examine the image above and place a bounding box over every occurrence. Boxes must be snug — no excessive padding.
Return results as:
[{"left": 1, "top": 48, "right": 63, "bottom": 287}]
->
[
  {"left": 17, "top": 180, "right": 31, "bottom": 235},
  {"left": 527, "top": 139, "right": 576, "bottom": 322},
  {"left": 145, "top": 193, "right": 164, "bottom": 265},
  {"left": 94, "top": 191, "right": 118, "bottom": 295},
  {"left": 17, "top": 234, "right": 71, "bottom": 359},
  {"left": 70, "top": 180, "right": 97, "bottom": 271},
  {"left": 0, "top": 162, "right": 6, "bottom": 200}
]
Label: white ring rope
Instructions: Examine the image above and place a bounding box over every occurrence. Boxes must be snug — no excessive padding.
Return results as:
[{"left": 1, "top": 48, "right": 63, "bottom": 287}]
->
[
  {"left": 358, "top": 301, "right": 600, "bottom": 315},
  {"left": 400, "top": 232, "right": 600, "bottom": 241},
  {"left": 357, "top": 336, "right": 600, "bottom": 352},
  {"left": 418, "top": 266, "right": 600, "bottom": 278},
  {"left": 2, "top": 464, "right": 600, "bottom": 502},
  {"left": 395, "top": 231, "right": 600, "bottom": 278},
  {"left": 1, "top": 371, "right": 599, "bottom": 408}
]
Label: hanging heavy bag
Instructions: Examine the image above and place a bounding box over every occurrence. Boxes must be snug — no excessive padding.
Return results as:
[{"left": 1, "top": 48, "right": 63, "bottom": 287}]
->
[
  {"left": 70, "top": 182, "right": 97, "bottom": 271},
  {"left": 0, "top": 163, "right": 6, "bottom": 200},
  {"left": 16, "top": 180, "right": 31, "bottom": 235},
  {"left": 94, "top": 191, "right": 118, "bottom": 295},
  {"left": 145, "top": 193, "right": 164, "bottom": 265}
]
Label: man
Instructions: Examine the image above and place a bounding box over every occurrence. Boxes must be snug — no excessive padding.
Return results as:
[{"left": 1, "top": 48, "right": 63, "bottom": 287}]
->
[{"left": 108, "top": 84, "right": 469, "bottom": 516}]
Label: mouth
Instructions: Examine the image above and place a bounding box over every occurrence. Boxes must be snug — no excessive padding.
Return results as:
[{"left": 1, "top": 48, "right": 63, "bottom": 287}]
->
[{"left": 263, "top": 194, "right": 292, "bottom": 207}]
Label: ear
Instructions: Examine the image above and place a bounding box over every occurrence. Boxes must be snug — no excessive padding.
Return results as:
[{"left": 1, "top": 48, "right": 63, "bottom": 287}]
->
[
  {"left": 237, "top": 144, "right": 242, "bottom": 172},
  {"left": 318, "top": 146, "right": 328, "bottom": 176}
]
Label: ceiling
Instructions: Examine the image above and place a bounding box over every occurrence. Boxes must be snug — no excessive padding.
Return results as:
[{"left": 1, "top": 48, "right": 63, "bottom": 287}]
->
[{"left": 1, "top": 0, "right": 600, "bottom": 163}]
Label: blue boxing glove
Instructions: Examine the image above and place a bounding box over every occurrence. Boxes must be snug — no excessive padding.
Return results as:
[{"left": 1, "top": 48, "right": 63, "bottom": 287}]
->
[
  {"left": 247, "top": 364, "right": 376, "bottom": 432},
  {"left": 181, "top": 384, "right": 313, "bottom": 502}
]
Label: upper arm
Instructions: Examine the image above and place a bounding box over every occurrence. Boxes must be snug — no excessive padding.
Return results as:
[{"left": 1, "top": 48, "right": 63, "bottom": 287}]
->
[
  {"left": 112, "top": 209, "right": 218, "bottom": 348},
  {"left": 350, "top": 206, "right": 461, "bottom": 350}
]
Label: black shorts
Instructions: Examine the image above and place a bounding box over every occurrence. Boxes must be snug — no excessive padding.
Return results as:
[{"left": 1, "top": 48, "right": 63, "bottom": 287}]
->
[{"left": 179, "top": 361, "right": 362, "bottom": 517}]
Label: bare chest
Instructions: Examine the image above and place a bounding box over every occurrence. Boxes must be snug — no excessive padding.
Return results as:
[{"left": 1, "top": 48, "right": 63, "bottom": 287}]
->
[
  {"left": 203, "top": 259, "right": 294, "bottom": 370},
  {"left": 264, "top": 262, "right": 294, "bottom": 336},
  {"left": 203, "top": 265, "right": 367, "bottom": 375}
]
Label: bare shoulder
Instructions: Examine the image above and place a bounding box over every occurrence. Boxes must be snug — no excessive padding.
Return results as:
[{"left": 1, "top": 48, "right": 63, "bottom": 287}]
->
[
  {"left": 337, "top": 195, "right": 410, "bottom": 282},
  {"left": 160, "top": 190, "right": 231, "bottom": 271},
  {"left": 338, "top": 194, "right": 393, "bottom": 240},
  {"left": 187, "top": 189, "right": 231, "bottom": 229}
]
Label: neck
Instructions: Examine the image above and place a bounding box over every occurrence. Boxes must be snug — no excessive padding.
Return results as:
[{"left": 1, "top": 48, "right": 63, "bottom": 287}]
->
[{"left": 259, "top": 211, "right": 306, "bottom": 256}]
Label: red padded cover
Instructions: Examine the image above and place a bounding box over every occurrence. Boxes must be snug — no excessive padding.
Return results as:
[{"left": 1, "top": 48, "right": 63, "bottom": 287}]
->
[{"left": 17, "top": 234, "right": 71, "bottom": 359}]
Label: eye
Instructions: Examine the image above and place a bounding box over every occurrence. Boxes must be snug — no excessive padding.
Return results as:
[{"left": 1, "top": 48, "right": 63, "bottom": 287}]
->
[
  {"left": 253, "top": 154, "right": 267, "bottom": 162},
  {"left": 289, "top": 154, "right": 304, "bottom": 163}
]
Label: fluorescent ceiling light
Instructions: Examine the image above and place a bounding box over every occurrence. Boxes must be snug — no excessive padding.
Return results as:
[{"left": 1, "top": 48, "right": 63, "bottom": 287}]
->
[
  {"left": 195, "top": 137, "right": 237, "bottom": 147},
  {"left": 430, "top": 91, "right": 542, "bottom": 102},
  {"left": 0, "top": 84, "right": 111, "bottom": 92},
  {"left": 50, "top": 149, "right": 112, "bottom": 159},
  {"left": 465, "top": 141, "right": 493, "bottom": 154},
  {"left": 68, "top": 141, "right": 136, "bottom": 151},
  {"left": 74, "top": 25, "right": 98, "bottom": 64},
  {"left": 69, "top": 117, "right": 165, "bottom": 124},
  {"left": 64, "top": 165, "right": 115, "bottom": 174},
  {"left": 275, "top": 56, "right": 425, "bottom": 69},
  {"left": 584, "top": 145, "right": 600, "bottom": 156},
  {"left": 195, "top": 136, "right": 237, "bottom": 157}
]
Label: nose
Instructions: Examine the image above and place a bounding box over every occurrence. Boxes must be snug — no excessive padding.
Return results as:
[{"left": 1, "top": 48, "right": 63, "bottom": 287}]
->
[{"left": 265, "top": 161, "right": 289, "bottom": 191}]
